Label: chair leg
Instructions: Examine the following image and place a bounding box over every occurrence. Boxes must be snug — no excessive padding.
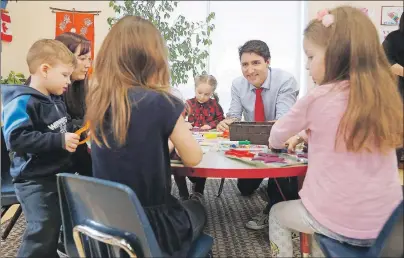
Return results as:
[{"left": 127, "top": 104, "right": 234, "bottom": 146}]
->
[
  {"left": 216, "top": 178, "right": 225, "bottom": 197},
  {"left": 300, "top": 233, "right": 310, "bottom": 257},
  {"left": 1, "top": 205, "right": 22, "bottom": 240},
  {"left": 1, "top": 205, "right": 11, "bottom": 218}
]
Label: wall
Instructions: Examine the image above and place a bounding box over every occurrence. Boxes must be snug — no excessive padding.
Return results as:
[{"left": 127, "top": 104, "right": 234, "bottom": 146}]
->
[
  {"left": 1, "top": 1, "right": 403, "bottom": 95},
  {"left": 1, "top": 1, "right": 114, "bottom": 77},
  {"left": 205, "top": 1, "right": 304, "bottom": 112},
  {"left": 305, "top": 1, "right": 403, "bottom": 90}
]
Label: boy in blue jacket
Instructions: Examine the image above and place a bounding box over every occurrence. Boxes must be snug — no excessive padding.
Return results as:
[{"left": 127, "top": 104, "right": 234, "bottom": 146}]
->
[{"left": 1, "top": 39, "right": 80, "bottom": 257}]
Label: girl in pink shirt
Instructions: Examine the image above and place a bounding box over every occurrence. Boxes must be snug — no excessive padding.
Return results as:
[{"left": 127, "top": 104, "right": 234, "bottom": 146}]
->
[{"left": 267, "top": 6, "right": 403, "bottom": 257}]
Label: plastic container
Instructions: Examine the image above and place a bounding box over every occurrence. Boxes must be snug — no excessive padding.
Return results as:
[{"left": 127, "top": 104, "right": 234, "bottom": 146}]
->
[{"left": 229, "top": 121, "right": 275, "bottom": 145}]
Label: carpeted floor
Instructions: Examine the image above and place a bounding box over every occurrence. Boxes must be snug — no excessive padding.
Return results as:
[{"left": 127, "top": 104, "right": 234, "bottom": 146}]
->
[{"left": 1, "top": 179, "right": 301, "bottom": 257}]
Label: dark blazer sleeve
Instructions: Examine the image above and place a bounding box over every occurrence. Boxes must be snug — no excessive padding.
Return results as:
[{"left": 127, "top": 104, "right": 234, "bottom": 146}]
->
[{"left": 382, "top": 34, "right": 398, "bottom": 65}]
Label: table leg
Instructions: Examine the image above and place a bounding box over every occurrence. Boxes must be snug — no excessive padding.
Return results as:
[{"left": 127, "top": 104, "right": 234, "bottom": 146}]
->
[{"left": 217, "top": 178, "right": 226, "bottom": 197}]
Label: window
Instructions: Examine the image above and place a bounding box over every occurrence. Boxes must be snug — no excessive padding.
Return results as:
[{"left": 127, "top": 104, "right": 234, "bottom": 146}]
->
[
  {"left": 114, "top": 1, "right": 308, "bottom": 112},
  {"left": 206, "top": 1, "right": 307, "bottom": 113}
]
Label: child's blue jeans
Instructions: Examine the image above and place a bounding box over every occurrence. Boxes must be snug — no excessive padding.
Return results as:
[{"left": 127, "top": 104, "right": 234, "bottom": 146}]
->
[{"left": 14, "top": 176, "right": 61, "bottom": 258}]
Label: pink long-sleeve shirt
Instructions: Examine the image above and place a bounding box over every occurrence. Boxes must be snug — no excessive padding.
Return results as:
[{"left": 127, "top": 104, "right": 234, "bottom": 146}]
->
[{"left": 269, "top": 81, "right": 403, "bottom": 239}]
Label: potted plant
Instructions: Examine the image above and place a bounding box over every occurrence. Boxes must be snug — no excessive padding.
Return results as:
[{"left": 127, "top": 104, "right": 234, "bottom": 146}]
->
[
  {"left": 108, "top": 0, "right": 216, "bottom": 87},
  {"left": 1, "top": 70, "right": 27, "bottom": 85}
]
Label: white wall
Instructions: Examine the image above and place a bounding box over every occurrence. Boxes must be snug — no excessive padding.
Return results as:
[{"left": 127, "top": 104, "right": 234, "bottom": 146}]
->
[
  {"left": 1, "top": 1, "right": 114, "bottom": 77},
  {"left": 175, "top": 1, "right": 305, "bottom": 114},
  {"left": 2, "top": 1, "right": 402, "bottom": 109},
  {"left": 165, "top": 1, "right": 209, "bottom": 101},
  {"left": 305, "top": 1, "right": 403, "bottom": 90}
]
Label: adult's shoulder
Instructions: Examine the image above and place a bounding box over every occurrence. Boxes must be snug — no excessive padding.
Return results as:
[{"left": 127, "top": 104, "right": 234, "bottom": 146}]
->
[
  {"left": 271, "top": 68, "right": 296, "bottom": 84},
  {"left": 383, "top": 30, "right": 404, "bottom": 47},
  {"left": 384, "top": 30, "right": 401, "bottom": 41},
  {"left": 271, "top": 68, "right": 299, "bottom": 93},
  {"left": 231, "top": 75, "right": 248, "bottom": 88}
]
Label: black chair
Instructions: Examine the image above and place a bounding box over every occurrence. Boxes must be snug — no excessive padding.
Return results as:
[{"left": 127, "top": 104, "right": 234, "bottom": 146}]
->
[
  {"left": 57, "top": 173, "right": 214, "bottom": 257},
  {"left": 1, "top": 129, "right": 22, "bottom": 240},
  {"left": 315, "top": 200, "right": 403, "bottom": 257}
]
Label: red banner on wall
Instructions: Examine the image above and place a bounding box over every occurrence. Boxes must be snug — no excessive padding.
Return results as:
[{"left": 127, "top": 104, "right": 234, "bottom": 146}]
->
[{"left": 55, "top": 12, "right": 94, "bottom": 59}]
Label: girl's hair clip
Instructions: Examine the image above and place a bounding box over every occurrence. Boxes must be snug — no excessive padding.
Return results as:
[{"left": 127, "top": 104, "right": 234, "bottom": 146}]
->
[{"left": 317, "top": 9, "right": 334, "bottom": 28}]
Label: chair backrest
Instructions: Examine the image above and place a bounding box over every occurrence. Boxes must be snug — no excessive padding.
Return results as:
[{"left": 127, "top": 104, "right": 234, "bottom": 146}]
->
[
  {"left": 57, "top": 173, "right": 163, "bottom": 258},
  {"left": 1, "top": 128, "right": 11, "bottom": 182},
  {"left": 368, "top": 200, "right": 403, "bottom": 257}
]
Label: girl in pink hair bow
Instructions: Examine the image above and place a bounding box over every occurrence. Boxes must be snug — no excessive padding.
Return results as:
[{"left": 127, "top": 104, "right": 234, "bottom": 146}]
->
[{"left": 317, "top": 9, "right": 334, "bottom": 27}]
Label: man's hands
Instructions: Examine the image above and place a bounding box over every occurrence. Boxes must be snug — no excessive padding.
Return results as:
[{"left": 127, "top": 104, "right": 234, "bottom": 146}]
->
[
  {"left": 217, "top": 118, "right": 236, "bottom": 132},
  {"left": 64, "top": 133, "right": 80, "bottom": 153}
]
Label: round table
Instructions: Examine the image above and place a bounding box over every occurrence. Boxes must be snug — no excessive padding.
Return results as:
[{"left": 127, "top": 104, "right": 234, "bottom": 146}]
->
[
  {"left": 172, "top": 150, "right": 307, "bottom": 178},
  {"left": 172, "top": 149, "right": 310, "bottom": 257}
]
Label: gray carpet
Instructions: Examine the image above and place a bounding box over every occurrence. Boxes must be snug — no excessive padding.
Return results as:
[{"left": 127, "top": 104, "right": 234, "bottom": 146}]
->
[{"left": 1, "top": 179, "right": 301, "bottom": 257}]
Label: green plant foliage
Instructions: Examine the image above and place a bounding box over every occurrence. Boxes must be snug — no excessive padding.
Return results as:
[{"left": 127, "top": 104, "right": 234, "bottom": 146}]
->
[
  {"left": 0, "top": 71, "right": 27, "bottom": 85},
  {"left": 108, "top": 0, "right": 215, "bottom": 86}
]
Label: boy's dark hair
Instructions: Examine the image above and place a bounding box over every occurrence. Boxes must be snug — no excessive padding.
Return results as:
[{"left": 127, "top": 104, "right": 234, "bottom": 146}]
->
[
  {"left": 238, "top": 40, "right": 271, "bottom": 61},
  {"left": 399, "top": 12, "right": 403, "bottom": 33}
]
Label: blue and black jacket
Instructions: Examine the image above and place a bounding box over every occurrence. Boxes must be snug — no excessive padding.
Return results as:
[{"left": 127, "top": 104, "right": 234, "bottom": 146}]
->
[{"left": 1, "top": 85, "right": 77, "bottom": 181}]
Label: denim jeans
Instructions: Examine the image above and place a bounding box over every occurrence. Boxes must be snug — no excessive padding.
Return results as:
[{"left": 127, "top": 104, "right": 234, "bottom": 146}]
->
[{"left": 14, "top": 176, "right": 61, "bottom": 258}]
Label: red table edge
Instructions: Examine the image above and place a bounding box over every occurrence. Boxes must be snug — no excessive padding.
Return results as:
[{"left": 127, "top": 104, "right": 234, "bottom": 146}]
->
[{"left": 172, "top": 165, "right": 308, "bottom": 178}]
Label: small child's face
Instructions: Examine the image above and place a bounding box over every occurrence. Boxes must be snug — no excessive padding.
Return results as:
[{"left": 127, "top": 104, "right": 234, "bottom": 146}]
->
[
  {"left": 303, "top": 38, "right": 326, "bottom": 85},
  {"left": 43, "top": 63, "right": 74, "bottom": 95},
  {"left": 195, "top": 83, "right": 213, "bottom": 103}
]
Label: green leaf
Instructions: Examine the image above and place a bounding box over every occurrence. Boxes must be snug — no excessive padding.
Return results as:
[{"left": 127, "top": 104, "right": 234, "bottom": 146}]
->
[{"left": 108, "top": 0, "right": 215, "bottom": 87}]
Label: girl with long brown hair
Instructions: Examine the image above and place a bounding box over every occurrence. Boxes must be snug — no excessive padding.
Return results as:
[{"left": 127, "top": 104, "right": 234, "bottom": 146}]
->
[
  {"left": 266, "top": 6, "right": 403, "bottom": 257},
  {"left": 85, "top": 16, "right": 204, "bottom": 256}
]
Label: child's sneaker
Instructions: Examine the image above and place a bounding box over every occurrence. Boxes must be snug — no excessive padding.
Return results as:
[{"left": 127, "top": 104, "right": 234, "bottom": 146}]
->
[
  {"left": 245, "top": 211, "right": 268, "bottom": 230},
  {"left": 57, "top": 241, "right": 68, "bottom": 258},
  {"left": 190, "top": 192, "right": 204, "bottom": 203}
]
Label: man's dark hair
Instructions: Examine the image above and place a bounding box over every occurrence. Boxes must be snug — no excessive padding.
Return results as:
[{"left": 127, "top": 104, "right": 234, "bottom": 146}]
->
[
  {"left": 399, "top": 12, "right": 403, "bottom": 33},
  {"left": 238, "top": 40, "right": 271, "bottom": 61}
]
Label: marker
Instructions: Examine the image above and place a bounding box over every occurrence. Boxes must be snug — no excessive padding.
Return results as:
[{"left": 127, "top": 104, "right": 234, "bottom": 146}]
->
[{"left": 220, "top": 140, "right": 251, "bottom": 145}]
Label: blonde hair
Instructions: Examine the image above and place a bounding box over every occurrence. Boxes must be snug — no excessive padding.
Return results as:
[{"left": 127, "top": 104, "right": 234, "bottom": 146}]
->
[
  {"left": 26, "top": 39, "right": 77, "bottom": 74},
  {"left": 194, "top": 74, "right": 219, "bottom": 103},
  {"left": 86, "top": 16, "right": 171, "bottom": 147},
  {"left": 304, "top": 6, "right": 403, "bottom": 153}
]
